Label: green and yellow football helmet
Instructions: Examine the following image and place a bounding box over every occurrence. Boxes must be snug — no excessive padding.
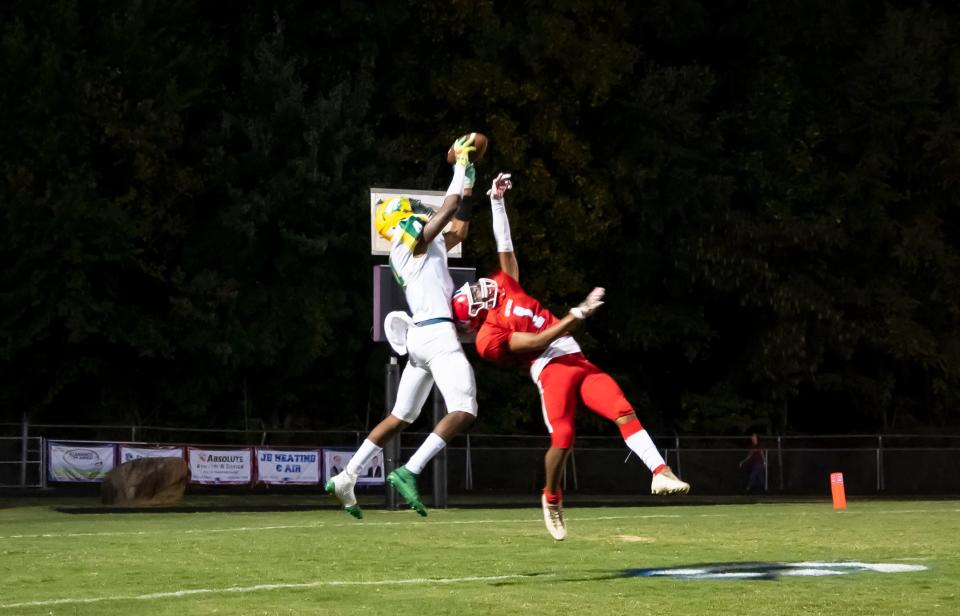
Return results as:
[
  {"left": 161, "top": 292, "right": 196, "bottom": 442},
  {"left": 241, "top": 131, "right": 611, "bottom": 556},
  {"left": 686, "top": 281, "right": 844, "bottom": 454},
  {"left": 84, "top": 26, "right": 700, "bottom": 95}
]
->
[{"left": 374, "top": 196, "right": 431, "bottom": 241}]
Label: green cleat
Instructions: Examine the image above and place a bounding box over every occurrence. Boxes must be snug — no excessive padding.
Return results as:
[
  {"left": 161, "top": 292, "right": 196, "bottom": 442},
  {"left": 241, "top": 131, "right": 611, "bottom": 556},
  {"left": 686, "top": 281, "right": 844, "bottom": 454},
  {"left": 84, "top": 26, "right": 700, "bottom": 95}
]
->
[
  {"left": 387, "top": 467, "right": 427, "bottom": 516},
  {"left": 325, "top": 472, "right": 363, "bottom": 519}
]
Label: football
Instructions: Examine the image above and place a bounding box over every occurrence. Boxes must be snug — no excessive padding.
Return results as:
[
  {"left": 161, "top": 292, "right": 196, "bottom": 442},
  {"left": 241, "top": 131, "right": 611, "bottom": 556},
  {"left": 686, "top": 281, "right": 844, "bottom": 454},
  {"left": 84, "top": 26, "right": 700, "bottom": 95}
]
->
[{"left": 446, "top": 132, "right": 488, "bottom": 164}]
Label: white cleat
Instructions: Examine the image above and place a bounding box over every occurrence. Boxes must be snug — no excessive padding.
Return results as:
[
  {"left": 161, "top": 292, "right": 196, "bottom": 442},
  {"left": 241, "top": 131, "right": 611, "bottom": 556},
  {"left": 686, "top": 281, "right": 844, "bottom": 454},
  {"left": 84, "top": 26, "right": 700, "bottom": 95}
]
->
[
  {"left": 325, "top": 471, "right": 362, "bottom": 519},
  {"left": 651, "top": 467, "right": 690, "bottom": 495},
  {"left": 541, "top": 495, "right": 567, "bottom": 540}
]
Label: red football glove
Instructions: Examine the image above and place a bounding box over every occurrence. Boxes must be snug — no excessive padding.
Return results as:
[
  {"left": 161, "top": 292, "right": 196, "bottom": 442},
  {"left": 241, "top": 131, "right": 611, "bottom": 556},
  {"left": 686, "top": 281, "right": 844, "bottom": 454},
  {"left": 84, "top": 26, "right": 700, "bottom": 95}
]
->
[{"left": 486, "top": 172, "right": 513, "bottom": 200}]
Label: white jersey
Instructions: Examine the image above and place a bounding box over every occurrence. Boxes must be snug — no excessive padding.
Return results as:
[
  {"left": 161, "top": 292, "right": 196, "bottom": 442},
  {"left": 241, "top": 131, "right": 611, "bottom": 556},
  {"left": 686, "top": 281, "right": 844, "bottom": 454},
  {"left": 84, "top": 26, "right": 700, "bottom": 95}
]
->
[{"left": 389, "top": 230, "right": 454, "bottom": 323}]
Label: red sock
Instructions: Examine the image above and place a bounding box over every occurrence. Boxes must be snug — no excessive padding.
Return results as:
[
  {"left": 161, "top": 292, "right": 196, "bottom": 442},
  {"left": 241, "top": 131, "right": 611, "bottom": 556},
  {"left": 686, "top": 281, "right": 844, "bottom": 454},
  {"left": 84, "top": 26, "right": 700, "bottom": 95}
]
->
[
  {"left": 543, "top": 487, "right": 562, "bottom": 504},
  {"left": 617, "top": 416, "right": 643, "bottom": 440},
  {"left": 652, "top": 464, "right": 666, "bottom": 475}
]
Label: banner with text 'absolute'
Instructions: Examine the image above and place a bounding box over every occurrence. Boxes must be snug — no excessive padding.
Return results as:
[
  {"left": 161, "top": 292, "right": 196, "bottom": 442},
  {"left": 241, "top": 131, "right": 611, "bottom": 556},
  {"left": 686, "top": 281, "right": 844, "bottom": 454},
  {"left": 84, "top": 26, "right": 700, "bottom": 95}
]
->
[{"left": 188, "top": 447, "right": 253, "bottom": 485}]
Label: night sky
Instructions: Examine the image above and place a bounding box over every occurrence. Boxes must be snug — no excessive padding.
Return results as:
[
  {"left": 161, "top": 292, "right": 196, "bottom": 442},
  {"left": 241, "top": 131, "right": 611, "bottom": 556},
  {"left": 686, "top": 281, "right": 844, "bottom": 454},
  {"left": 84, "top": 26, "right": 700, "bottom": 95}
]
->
[{"left": 2, "top": 1, "right": 958, "bottom": 437}]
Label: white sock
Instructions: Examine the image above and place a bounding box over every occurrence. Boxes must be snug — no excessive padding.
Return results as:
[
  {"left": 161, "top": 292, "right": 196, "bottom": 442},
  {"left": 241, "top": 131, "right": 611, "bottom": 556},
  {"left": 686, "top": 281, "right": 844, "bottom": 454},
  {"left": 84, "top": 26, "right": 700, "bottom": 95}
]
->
[
  {"left": 404, "top": 433, "right": 447, "bottom": 474},
  {"left": 446, "top": 164, "right": 466, "bottom": 198},
  {"left": 345, "top": 439, "right": 382, "bottom": 476},
  {"left": 625, "top": 430, "right": 666, "bottom": 474}
]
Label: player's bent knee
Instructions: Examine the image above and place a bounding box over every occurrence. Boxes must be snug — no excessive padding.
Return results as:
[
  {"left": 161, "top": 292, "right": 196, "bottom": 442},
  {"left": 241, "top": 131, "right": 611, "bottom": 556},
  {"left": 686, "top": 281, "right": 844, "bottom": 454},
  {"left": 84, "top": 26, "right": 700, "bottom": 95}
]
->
[
  {"left": 439, "top": 389, "right": 478, "bottom": 417},
  {"left": 551, "top": 427, "right": 575, "bottom": 449},
  {"left": 616, "top": 415, "right": 643, "bottom": 439},
  {"left": 391, "top": 406, "right": 422, "bottom": 423},
  {"left": 448, "top": 409, "right": 477, "bottom": 425},
  {"left": 450, "top": 401, "right": 478, "bottom": 417}
]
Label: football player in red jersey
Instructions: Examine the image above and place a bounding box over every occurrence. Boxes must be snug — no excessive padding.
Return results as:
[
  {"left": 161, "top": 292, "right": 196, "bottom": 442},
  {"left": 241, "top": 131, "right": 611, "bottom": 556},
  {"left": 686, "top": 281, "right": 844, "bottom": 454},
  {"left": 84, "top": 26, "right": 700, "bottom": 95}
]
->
[{"left": 452, "top": 173, "right": 690, "bottom": 540}]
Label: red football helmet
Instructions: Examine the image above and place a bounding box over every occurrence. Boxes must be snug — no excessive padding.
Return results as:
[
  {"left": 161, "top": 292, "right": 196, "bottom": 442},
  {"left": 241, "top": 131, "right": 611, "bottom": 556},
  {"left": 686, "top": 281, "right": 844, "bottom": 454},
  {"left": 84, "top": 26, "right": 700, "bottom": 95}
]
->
[{"left": 452, "top": 278, "right": 499, "bottom": 331}]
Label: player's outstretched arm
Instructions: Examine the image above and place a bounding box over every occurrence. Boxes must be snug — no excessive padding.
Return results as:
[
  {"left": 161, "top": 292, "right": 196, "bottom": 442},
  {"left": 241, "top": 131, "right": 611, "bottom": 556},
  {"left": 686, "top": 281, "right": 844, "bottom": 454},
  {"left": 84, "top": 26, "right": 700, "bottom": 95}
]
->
[
  {"left": 508, "top": 313, "right": 581, "bottom": 353},
  {"left": 488, "top": 172, "right": 519, "bottom": 280},
  {"left": 417, "top": 194, "right": 460, "bottom": 255},
  {"left": 418, "top": 136, "right": 476, "bottom": 253},
  {"left": 444, "top": 191, "right": 475, "bottom": 251},
  {"left": 507, "top": 287, "right": 605, "bottom": 354},
  {"left": 444, "top": 217, "right": 469, "bottom": 252}
]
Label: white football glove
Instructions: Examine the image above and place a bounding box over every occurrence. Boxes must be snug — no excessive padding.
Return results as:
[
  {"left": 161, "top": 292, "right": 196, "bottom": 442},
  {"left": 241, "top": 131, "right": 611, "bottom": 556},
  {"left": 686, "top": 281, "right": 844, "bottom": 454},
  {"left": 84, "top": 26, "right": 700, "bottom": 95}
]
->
[
  {"left": 569, "top": 287, "right": 605, "bottom": 319},
  {"left": 486, "top": 172, "right": 512, "bottom": 200}
]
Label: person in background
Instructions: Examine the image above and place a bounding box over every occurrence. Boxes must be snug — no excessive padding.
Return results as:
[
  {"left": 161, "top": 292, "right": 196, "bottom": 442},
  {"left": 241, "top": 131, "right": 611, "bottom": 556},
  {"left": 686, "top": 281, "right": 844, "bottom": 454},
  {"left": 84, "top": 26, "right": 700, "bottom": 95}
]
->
[
  {"left": 739, "top": 433, "right": 766, "bottom": 491},
  {"left": 329, "top": 455, "right": 343, "bottom": 477}
]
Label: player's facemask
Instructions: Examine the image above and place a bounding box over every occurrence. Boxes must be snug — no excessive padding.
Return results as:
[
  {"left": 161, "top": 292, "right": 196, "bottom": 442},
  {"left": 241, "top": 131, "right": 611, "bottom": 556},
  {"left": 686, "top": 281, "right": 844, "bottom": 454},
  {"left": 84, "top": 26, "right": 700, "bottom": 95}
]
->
[
  {"left": 452, "top": 278, "right": 500, "bottom": 331},
  {"left": 374, "top": 196, "right": 432, "bottom": 241}
]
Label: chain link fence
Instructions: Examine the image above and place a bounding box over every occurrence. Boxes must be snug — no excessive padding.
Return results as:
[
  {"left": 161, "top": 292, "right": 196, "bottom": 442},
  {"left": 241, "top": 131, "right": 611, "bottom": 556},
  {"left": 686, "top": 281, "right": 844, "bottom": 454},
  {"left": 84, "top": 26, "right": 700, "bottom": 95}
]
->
[{"left": 2, "top": 422, "right": 959, "bottom": 494}]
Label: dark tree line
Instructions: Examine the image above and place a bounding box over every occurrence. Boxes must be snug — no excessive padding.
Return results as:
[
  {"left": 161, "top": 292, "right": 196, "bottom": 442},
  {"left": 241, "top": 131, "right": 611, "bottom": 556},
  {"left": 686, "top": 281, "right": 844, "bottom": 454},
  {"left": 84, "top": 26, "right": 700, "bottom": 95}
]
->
[{"left": 1, "top": 0, "right": 958, "bottom": 436}]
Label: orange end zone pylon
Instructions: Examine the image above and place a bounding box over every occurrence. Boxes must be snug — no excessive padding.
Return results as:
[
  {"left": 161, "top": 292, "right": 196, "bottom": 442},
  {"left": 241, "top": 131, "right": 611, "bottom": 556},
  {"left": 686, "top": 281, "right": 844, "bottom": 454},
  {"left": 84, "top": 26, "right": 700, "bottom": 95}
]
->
[{"left": 830, "top": 472, "right": 847, "bottom": 510}]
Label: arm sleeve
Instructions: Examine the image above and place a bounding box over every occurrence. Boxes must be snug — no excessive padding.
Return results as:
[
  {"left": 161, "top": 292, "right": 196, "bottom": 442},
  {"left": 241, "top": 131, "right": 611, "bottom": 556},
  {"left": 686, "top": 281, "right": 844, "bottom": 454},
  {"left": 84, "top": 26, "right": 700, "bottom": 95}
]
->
[
  {"left": 490, "top": 196, "right": 514, "bottom": 253},
  {"left": 446, "top": 163, "right": 466, "bottom": 198}
]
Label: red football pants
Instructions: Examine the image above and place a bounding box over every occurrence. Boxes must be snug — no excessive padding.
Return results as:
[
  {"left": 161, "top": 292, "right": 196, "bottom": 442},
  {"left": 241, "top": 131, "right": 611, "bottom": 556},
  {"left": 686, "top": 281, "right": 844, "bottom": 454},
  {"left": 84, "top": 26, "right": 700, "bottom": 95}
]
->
[{"left": 535, "top": 353, "right": 635, "bottom": 448}]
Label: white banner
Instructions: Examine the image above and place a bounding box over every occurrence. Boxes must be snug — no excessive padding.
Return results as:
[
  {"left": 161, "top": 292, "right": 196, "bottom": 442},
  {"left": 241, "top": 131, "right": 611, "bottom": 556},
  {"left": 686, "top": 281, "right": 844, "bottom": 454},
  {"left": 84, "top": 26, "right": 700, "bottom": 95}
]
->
[
  {"left": 188, "top": 448, "right": 252, "bottom": 484},
  {"left": 255, "top": 449, "right": 321, "bottom": 485},
  {"left": 369, "top": 188, "right": 461, "bottom": 257},
  {"left": 323, "top": 449, "right": 384, "bottom": 485},
  {"left": 119, "top": 445, "right": 185, "bottom": 463},
  {"left": 48, "top": 442, "right": 116, "bottom": 482}
]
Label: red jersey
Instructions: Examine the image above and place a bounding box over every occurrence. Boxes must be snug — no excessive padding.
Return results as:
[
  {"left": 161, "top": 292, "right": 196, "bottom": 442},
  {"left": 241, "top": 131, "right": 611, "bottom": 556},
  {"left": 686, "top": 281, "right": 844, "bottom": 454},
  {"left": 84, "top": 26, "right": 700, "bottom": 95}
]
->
[{"left": 475, "top": 271, "right": 581, "bottom": 375}]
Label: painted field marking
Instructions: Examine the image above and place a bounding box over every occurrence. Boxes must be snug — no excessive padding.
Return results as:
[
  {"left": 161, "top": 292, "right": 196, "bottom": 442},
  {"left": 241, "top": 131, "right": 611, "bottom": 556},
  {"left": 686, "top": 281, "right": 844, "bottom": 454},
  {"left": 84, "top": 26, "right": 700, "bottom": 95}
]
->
[
  {"left": 875, "top": 509, "right": 935, "bottom": 514},
  {"left": 0, "top": 514, "right": 675, "bottom": 540},
  {"left": 0, "top": 523, "right": 325, "bottom": 540},
  {"left": 0, "top": 573, "right": 551, "bottom": 610},
  {"left": 629, "top": 561, "right": 929, "bottom": 581},
  {"left": 0, "top": 506, "right": 951, "bottom": 541}
]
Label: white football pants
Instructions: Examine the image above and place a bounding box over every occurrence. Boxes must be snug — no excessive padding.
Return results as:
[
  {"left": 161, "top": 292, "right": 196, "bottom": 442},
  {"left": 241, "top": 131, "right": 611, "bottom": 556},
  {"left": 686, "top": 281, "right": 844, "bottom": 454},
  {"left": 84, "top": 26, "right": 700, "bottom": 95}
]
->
[{"left": 391, "top": 322, "right": 477, "bottom": 421}]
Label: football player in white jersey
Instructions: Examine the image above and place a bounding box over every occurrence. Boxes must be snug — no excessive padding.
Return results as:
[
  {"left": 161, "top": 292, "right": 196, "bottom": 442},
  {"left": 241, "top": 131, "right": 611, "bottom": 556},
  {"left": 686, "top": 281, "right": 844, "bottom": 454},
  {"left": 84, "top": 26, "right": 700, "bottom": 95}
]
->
[{"left": 326, "top": 135, "right": 479, "bottom": 518}]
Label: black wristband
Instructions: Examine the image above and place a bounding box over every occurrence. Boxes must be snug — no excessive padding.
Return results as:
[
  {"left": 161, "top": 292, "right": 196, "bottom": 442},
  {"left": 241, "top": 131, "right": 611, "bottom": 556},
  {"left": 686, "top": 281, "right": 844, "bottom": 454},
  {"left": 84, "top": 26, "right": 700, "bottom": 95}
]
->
[{"left": 454, "top": 195, "right": 474, "bottom": 221}]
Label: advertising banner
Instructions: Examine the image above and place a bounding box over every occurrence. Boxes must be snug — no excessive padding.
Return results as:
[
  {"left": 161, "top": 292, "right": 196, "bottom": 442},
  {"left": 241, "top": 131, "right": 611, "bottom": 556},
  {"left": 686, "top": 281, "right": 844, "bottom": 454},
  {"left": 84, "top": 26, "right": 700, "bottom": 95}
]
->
[
  {"left": 119, "top": 445, "right": 185, "bottom": 463},
  {"left": 187, "top": 447, "right": 252, "bottom": 484},
  {"left": 48, "top": 442, "right": 116, "bottom": 482},
  {"left": 255, "top": 449, "right": 321, "bottom": 485},
  {"left": 323, "top": 449, "right": 384, "bottom": 485}
]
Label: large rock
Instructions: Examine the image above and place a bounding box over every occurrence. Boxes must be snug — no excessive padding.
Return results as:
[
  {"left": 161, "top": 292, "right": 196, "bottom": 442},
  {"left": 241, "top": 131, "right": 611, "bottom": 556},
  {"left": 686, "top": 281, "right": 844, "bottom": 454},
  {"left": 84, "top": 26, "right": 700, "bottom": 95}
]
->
[{"left": 101, "top": 456, "right": 189, "bottom": 506}]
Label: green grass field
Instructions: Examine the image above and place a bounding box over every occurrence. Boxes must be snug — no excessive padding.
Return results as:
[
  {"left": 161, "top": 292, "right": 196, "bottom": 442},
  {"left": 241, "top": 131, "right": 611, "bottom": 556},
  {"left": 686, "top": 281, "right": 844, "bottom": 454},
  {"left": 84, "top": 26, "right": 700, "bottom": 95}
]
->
[{"left": 1, "top": 497, "right": 958, "bottom": 615}]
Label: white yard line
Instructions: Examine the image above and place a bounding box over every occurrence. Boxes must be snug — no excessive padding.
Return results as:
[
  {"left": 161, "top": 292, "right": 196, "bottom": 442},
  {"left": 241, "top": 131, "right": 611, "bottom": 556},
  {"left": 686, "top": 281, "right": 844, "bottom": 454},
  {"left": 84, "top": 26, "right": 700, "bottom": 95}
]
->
[
  {"left": 0, "top": 507, "right": 950, "bottom": 541},
  {"left": 0, "top": 515, "right": 672, "bottom": 539},
  {"left": 0, "top": 523, "right": 325, "bottom": 539},
  {"left": 874, "top": 509, "right": 935, "bottom": 514},
  {"left": 0, "top": 573, "right": 552, "bottom": 610}
]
